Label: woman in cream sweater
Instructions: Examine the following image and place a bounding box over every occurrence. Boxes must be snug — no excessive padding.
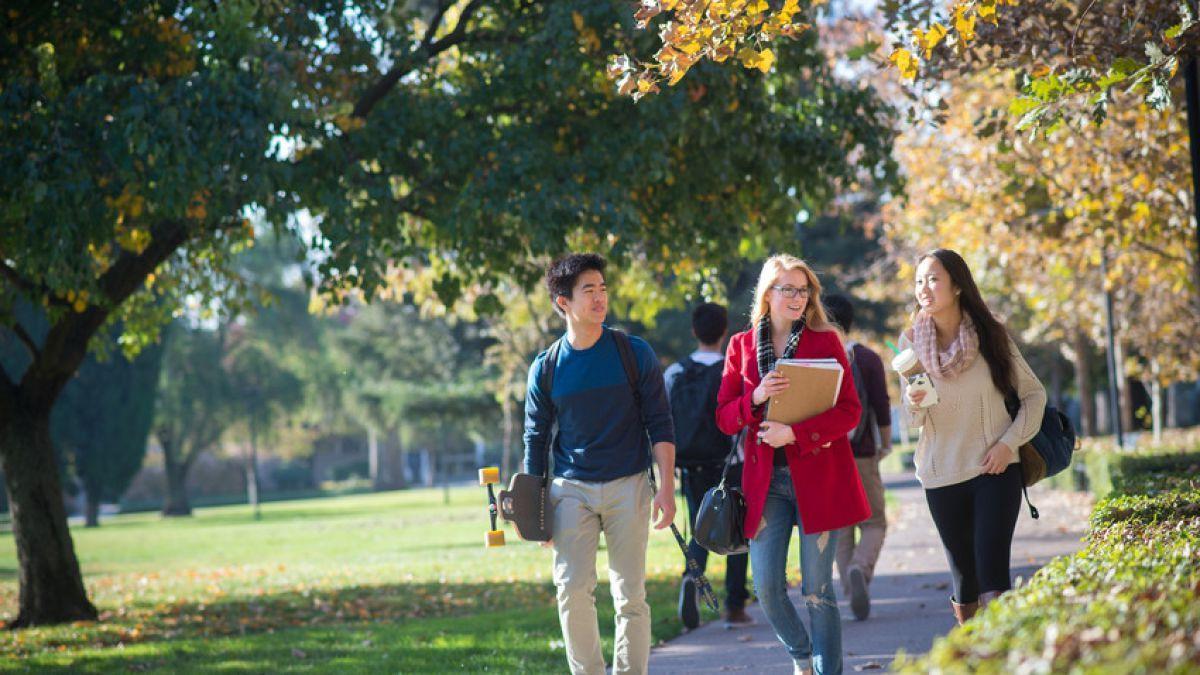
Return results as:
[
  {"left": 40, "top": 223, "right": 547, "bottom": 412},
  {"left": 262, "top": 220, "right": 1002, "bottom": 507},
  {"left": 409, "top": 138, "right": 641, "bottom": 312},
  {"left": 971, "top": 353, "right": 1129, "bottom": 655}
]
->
[{"left": 897, "top": 249, "right": 1046, "bottom": 626}]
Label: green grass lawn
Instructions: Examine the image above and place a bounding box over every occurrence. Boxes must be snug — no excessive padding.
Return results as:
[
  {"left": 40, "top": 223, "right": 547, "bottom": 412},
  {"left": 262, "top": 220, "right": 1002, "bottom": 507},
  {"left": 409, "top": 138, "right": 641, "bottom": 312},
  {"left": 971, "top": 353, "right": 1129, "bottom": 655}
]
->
[{"left": 0, "top": 485, "right": 743, "bottom": 673}]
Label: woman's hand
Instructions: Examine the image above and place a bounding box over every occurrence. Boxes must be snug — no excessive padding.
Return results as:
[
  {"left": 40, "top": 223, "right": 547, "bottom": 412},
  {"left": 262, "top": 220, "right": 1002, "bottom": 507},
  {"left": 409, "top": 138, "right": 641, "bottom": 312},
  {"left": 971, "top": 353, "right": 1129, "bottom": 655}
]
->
[
  {"left": 905, "top": 387, "right": 927, "bottom": 407},
  {"left": 752, "top": 370, "right": 790, "bottom": 406},
  {"left": 981, "top": 441, "right": 1015, "bottom": 474},
  {"left": 757, "top": 421, "right": 796, "bottom": 448}
]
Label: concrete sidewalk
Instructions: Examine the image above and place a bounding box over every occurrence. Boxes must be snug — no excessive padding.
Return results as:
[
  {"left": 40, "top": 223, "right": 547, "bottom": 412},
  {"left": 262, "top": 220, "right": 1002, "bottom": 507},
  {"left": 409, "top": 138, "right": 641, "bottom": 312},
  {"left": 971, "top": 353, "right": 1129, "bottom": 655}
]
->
[{"left": 648, "top": 473, "right": 1095, "bottom": 673}]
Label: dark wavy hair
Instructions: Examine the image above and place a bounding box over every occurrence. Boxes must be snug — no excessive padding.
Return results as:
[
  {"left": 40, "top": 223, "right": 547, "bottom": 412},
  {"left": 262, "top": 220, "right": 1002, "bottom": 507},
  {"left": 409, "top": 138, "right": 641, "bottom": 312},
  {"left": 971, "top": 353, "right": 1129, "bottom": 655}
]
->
[{"left": 917, "top": 249, "right": 1014, "bottom": 395}]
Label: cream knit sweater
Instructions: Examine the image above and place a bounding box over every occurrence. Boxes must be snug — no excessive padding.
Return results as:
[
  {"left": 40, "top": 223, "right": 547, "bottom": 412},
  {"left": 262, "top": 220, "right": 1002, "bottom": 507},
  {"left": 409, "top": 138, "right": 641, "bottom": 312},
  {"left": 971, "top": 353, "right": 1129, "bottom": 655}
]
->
[{"left": 898, "top": 333, "right": 1047, "bottom": 489}]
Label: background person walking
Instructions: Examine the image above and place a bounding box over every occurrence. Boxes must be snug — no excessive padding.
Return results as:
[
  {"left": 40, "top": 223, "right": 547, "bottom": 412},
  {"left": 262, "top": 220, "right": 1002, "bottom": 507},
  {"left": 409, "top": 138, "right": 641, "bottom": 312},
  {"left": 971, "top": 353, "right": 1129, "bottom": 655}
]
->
[
  {"left": 823, "top": 293, "right": 892, "bottom": 622},
  {"left": 663, "top": 302, "right": 751, "bottom": 630}
]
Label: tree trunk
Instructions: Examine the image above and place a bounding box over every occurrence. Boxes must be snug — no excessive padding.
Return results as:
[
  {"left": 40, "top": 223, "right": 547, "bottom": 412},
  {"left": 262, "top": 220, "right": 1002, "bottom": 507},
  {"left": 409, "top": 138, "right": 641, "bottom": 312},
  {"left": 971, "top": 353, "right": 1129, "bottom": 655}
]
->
[
  {"left": 1048, "top": 351, "right": 1064, "bottom": 410},
  {"left": 1150, "top": 360, "right": 1163, "bottom": 443},
  {"left": 1168, "top": 382, "right": 1181, "bottom": 428},
  {"left": 1114, "top": 351, "right": 1126, "bottom": 433},
  {"left": 0, "top": 218, "right": 189, "bottom": 628},
  {"left": 161, "top": 445, "right": 193, "bottom": 517},
  {"left": 84, "top": 490, "right": 99, "bottom": 529},
  {"left": 245, "top": 435, "right": 260, "bottom": 520},
  {"left": 395, "top": 429, "right": 408, "bottom": 490},
  {"left": 501, "top": 394, "right": 515, "bottom": 481},
  {"left": 0, "top": 404, "right": 98, "bottom": 627},
  {"left": 1073, "top": 329, "right": 1097, "bottom": 436},
  {"left": 368, "top": 425, "right": 380, "bottom": 491}
]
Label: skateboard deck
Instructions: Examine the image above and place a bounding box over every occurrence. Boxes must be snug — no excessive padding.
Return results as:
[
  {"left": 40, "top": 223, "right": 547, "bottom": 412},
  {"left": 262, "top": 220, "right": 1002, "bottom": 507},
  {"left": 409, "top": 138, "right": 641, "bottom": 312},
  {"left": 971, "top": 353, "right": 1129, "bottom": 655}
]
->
[{"left": 497, "top": 473, "right": 552, "bottom": 542}]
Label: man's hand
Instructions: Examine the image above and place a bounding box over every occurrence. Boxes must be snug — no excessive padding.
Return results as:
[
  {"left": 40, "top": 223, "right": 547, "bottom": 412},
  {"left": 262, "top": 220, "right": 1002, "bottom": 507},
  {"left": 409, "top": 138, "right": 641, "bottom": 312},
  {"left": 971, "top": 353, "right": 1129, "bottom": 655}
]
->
[
  {"left": 651, "top": 484, "right": 676, "bottom": 530},
  {"left": 879, "top": 426, "right": 893, "bottom": 458},
  {"left": 905, "top": 388, "right": 927, "bottom": 407}
]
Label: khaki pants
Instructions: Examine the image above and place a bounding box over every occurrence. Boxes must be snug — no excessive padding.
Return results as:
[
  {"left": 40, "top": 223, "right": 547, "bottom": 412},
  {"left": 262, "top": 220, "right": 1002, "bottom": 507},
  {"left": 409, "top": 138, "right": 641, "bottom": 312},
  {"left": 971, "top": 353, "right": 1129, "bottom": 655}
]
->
[
  {"left": 836, "top": 455, "right": 888, "bottom": 588},
  {"left": 550, "top": 472, "right": 652, "bottom": 675}
]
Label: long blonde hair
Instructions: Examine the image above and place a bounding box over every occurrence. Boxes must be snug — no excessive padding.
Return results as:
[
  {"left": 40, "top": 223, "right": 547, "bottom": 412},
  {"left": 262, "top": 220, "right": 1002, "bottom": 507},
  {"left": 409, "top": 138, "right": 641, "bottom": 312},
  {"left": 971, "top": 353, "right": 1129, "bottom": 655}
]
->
[{"left": 749, "top": 254, "right": 836, "bottom": 332}]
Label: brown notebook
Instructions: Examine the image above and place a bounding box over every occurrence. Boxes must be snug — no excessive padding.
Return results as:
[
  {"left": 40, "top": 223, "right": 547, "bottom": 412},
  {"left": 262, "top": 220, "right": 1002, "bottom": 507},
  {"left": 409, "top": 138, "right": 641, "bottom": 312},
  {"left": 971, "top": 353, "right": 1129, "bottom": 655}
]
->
[{"left": 765, "top": 359, "right": 845, "bottom": 425}]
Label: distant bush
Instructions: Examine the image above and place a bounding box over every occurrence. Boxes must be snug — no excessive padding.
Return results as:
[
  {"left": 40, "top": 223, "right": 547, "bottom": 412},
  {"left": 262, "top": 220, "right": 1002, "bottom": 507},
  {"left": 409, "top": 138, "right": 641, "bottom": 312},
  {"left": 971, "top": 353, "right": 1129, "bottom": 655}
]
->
[
  {"left": 1044, "top": 428, "right": 1200, "bottom": 497},
  {"left": 331, "top": 461, "right": 370, "bottom": 482},
  {"left": 271, "top": 460, "right": 314, "bottom": 491}
]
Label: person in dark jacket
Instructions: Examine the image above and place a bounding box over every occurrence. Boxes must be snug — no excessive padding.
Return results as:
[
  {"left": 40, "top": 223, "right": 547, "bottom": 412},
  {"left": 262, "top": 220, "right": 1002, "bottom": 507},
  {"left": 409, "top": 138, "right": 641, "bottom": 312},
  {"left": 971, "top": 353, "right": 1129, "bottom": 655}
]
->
[
  {"left": 823, "top": 293, "right": 892, "bottom": 622},
  {"left": 664, "top": 303, "right": 751, "bottom": 629}
]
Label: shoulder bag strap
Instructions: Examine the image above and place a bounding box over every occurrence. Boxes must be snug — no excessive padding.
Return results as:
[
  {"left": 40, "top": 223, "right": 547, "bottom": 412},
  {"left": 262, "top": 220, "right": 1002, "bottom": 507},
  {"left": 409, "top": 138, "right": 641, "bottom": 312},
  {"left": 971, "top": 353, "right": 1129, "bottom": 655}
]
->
[{"left": 538, "top": 338, "right": 563, "bottom": 483}]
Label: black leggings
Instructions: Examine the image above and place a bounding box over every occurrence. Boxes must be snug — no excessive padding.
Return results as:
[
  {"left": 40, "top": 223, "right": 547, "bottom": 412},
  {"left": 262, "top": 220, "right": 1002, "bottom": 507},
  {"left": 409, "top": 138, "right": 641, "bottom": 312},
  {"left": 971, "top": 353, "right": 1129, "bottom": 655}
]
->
[{"left": 924, "top": 464, "right": 1022, "bottom": 604}]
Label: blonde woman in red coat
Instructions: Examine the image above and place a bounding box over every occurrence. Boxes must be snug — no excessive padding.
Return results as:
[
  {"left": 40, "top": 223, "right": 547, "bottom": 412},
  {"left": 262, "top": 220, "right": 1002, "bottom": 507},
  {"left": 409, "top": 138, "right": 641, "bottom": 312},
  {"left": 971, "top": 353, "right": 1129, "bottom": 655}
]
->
[{"left": 716, "top": 254, "right": 870, "bottom": 675}]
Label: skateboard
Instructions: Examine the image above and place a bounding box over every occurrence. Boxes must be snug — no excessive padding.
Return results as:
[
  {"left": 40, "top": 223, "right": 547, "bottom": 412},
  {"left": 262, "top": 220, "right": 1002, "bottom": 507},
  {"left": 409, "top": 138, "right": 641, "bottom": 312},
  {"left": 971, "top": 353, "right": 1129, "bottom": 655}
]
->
[{"left": 479, "top": 467, "right": 552, "bottom": 546}]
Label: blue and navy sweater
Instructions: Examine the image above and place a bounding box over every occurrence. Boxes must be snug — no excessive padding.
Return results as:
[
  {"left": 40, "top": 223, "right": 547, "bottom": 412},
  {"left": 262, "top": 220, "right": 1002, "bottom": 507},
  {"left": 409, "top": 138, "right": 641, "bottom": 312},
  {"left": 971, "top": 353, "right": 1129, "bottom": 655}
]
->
[{"left": 522, "top": 328, "right": 675, "bottom": 482}]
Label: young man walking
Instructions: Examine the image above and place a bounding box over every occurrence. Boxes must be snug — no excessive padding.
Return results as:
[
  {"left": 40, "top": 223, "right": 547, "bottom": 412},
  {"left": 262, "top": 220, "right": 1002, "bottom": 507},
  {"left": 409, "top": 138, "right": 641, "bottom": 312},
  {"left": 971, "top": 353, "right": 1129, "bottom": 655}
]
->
[
  {"left": 523, "top": 253, "right": 677, "bottom": 675},
  {"left": 662, "top": 302, "right": 751, "bottom": 629},
  {"left": 824, "top": 293, "right": 892, "bottom": 621}
]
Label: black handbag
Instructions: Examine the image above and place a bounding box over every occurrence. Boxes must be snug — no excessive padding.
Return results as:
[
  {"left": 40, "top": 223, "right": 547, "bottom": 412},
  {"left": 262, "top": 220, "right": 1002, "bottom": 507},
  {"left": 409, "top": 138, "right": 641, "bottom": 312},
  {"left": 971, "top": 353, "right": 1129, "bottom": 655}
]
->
[{"left": 693, "top": 431, "right": 749, "bottom": 555}]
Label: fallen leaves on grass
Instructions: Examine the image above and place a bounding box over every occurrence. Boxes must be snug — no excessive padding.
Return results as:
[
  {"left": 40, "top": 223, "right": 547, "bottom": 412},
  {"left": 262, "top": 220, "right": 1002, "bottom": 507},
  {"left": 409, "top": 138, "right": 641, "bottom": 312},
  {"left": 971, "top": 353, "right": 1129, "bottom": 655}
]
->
[{"left": 2, "top": 577, "right": 558, "bottom": 659}]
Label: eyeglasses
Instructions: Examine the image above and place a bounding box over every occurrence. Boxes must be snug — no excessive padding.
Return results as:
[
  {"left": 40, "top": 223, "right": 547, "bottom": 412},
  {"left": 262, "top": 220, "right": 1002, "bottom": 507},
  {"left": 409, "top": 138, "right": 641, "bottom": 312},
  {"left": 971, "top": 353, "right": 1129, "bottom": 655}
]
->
[{"left": 771, "top": 285, "right": 811, "bottom": 299}]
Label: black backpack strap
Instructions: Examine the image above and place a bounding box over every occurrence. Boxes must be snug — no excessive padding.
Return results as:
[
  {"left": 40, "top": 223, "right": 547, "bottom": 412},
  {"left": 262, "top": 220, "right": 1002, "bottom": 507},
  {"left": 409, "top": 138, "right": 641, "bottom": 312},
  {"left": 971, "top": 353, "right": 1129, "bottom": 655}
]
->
[
  {"left": 1004, "top": 388, "right": 1040, "bottom": 520},
  {"left": 611, "top": 328, "right": 643, "bottom": 416},
  {"left": 537, "top": 338, "right": 564, "bottom": 482},
  {"left": 614, "top": 327, "right": 718, "bottom": 606}
]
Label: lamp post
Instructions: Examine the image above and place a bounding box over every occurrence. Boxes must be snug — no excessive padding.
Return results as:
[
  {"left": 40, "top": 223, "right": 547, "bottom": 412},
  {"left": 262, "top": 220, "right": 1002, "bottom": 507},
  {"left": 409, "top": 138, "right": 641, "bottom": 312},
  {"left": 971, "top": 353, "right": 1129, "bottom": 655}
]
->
[{"left": 1100, "top": 249, "right": 1124, "bottom": 448}]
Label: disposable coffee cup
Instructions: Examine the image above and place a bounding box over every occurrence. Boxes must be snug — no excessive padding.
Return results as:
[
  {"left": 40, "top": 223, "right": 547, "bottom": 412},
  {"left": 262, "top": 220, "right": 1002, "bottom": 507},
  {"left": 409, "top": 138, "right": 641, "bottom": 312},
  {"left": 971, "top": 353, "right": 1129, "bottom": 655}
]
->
[
  {"left": 891, "top": 348, "right": 924, "bottom": 378},
  {"left": 892, "top": 347, "right": 938, "bottom": 408}
]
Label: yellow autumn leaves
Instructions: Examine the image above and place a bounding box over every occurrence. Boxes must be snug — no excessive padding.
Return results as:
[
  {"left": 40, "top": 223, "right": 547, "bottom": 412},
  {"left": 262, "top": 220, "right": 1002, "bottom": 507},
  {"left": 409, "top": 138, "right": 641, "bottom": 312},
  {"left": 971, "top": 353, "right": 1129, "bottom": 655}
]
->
[
  {"left": 738, "top": 46, "right": 776, "bottom": 74},
  {"left": 609, "top": 0, "right": 817, "bottom": 99},
  {"left": 100, "top": 185, "right": 212, "bottom": 265},
  {"left": 889, "top": 0, "right": 1013, "bottom": 81}
]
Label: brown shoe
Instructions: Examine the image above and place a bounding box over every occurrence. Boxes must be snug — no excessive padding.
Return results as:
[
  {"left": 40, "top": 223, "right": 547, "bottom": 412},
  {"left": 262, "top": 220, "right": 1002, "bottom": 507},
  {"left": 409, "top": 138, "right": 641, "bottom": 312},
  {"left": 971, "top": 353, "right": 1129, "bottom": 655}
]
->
[
  {"left": 977, "top": 590, "right": 1004, "bottom": 612},
  {"left": 950, "top": 597, "right": 979, "bottom": 626},
  {"left": 723, "top": 607, "right": 754, "bottom": 626}
]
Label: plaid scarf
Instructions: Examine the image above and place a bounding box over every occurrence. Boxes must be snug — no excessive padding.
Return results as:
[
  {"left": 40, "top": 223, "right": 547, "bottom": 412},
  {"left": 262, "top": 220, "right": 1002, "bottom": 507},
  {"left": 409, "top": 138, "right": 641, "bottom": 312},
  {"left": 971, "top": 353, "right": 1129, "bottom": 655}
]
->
[
  {"left": 913, "top": 310, "right": 979, "bottom": 380},
  {"left": 756, "top": 314, "right": 806, "bottom": 379}
]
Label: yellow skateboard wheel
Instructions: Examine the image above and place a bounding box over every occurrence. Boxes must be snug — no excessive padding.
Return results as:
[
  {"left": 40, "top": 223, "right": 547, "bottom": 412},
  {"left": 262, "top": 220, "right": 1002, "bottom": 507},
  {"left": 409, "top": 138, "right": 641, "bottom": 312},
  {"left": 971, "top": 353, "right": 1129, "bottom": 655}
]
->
[
  {"left": 485, "top": 530, "right": 506, "bottom": 547},
  {"left": 479, "top": 466, "right": 501, "bottom": 485}
]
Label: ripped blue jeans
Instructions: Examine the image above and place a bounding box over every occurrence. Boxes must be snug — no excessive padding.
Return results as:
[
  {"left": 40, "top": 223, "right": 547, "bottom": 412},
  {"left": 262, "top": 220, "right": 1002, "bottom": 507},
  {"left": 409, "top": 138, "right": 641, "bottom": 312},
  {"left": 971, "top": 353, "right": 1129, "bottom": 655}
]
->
[{"left": 749, "top": 467, "right": 842, "bottom": 674}]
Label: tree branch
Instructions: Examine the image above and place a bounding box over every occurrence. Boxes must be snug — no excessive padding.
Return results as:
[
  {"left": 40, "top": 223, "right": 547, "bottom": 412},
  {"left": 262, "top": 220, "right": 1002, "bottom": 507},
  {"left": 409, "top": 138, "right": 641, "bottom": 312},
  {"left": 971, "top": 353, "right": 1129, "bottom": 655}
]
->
[
  {"left": 20, "top": 220, "right": 194, "bottom": 411},
  {"left": 183, "top": 419, "right": 223, "bottom": 469},
  {"left": 0, "top": 258, "right": 70, "bottom": 309},
  {"left": 1068, "top": 0, "right": 1100, "bottom": 60},
  {"left": 1130, "top": 239, "right": 1190, "bottom": 265},
  {"left": 0, "top": 358, "right": 14, "bottom": 417},
  {"left": 352, "top": 0, "right": 486, "bottom": 119},
  {"left": 9, "top": 321, "right": 40, "bottom": 360}
]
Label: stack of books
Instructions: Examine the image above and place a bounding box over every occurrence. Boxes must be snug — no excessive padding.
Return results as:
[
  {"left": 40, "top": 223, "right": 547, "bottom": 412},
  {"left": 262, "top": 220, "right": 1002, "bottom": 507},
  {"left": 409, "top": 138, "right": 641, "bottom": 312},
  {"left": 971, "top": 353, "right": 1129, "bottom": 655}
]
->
[{"left": 765, "top": 358, "right": 845, "bottom": 425}]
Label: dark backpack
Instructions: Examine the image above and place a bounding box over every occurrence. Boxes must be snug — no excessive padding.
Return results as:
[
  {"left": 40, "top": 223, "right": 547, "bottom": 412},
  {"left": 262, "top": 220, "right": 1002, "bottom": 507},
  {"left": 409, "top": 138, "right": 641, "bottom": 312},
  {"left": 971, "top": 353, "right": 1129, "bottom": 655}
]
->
[
  {"left": 1006, "top": 394, "right": 1078, "bottom": 519},
  {"left": 845, "top": 344, "right": 879, "bottom": 453},
  {"left": 1007, "top": 398, "right": 1077, "bottom": 479},
  {"left": 668, "top": 359, "right": 731, "bottom": 468}
]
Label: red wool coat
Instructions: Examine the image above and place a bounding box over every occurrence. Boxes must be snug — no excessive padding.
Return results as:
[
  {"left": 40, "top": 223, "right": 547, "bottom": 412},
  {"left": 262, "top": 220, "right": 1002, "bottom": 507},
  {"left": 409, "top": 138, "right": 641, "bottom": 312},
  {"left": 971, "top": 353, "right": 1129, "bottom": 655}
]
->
[{"left": 716, "top": 328, "right": 871, "bottom": 537}]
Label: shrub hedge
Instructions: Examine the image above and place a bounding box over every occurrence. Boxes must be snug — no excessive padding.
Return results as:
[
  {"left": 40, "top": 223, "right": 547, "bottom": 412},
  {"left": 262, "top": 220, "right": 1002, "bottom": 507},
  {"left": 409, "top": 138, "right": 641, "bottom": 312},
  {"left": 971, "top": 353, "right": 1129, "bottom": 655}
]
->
[{"left": 900, "top": 449, "right": 1200, "bottom": 674}]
